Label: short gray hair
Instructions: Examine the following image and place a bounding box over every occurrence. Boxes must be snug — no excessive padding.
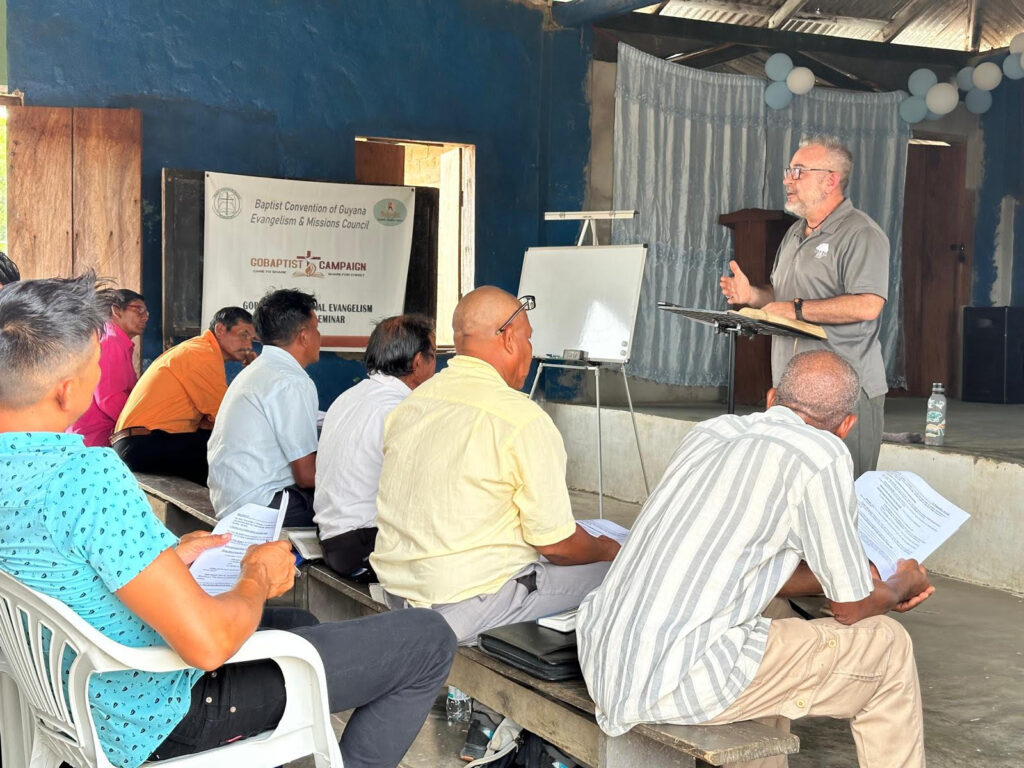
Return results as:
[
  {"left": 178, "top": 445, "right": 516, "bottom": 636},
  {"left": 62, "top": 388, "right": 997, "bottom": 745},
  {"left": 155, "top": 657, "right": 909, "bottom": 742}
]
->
[
  {"left": 0, "top": 272, "right": 107, "bottom": 409},
  {"left": 799, "top": 135, "right": 853, "bottom": 194},
  {"left": 775, "top": 350, "right": 859, "bottom": 431}
]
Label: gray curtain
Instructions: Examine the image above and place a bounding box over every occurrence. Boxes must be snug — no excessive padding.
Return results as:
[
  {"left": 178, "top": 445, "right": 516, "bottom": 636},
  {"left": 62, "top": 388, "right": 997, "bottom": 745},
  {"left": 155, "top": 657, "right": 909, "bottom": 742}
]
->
[{"left": 613, "top": 43, "right": 909, "bottom": 389}]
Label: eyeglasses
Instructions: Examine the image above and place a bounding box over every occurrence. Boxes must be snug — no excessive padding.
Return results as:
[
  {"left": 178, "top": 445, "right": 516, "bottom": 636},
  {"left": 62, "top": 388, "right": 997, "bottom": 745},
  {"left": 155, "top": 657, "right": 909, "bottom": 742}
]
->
[
  {"left": 496, "top": 295, "right": 536, "bottom": 335},
  {"left": 784, "top": 167, "right": 834, "bottom": 181},
  {"left": 124, "top": 304, "right": 149, "bottom": 316}
]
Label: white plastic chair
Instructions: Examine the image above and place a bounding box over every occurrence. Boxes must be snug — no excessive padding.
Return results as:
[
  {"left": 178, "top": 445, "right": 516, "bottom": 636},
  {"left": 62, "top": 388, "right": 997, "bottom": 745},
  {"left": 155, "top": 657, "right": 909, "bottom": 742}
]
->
[{"left": 0, "top": 568, "right": 343, "bottom": 767}]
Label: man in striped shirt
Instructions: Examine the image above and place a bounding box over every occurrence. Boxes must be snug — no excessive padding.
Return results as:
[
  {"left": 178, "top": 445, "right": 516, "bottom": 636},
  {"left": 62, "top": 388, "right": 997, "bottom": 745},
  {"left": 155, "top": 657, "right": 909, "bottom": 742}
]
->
[{"left": 577, "top": 350, "right": 933, "bottom": 767}]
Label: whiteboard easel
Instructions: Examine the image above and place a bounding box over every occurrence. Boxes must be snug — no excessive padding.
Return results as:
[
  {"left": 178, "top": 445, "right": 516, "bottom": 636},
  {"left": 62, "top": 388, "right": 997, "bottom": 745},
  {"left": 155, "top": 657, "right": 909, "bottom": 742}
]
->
[{"left": 526, "top": 211, "right": 651, "bottom": 517}]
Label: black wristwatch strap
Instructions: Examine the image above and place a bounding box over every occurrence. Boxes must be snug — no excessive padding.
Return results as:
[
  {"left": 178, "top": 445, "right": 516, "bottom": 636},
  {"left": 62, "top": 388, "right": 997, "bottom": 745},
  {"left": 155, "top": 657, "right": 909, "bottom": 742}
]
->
[{"left": 794, "top": 298, "right": 805, "bottom": 322}]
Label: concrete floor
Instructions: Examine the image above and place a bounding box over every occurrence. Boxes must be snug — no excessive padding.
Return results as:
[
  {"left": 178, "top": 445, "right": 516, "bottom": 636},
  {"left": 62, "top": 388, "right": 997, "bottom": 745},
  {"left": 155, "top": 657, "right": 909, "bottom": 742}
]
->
[
  {"left": 628, "top": 396, "right": 1024, "bottom": 466},
  {"left": 289, "top": 489, "right": 1024, "bottom": 768}
]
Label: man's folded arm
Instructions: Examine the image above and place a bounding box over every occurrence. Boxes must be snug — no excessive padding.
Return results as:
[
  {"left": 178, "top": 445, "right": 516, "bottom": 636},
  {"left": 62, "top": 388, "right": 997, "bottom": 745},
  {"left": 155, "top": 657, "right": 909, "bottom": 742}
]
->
[{"left": 534, "top": 524, "right": 619, "bottom": 566}]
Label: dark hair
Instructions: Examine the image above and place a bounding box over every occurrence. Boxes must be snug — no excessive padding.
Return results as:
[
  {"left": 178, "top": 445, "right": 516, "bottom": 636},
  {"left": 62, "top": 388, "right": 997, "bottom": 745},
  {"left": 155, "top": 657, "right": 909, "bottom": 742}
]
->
[
  {"left": 253, "top": 288, "right": 317, "bottom": 346},
  {"left": 0, "top": 253, "right": 20, "bottom": 285},
  {"left": 208, "top": 306, "right": 254, "bottom": 333},
  {"left": 365, "top": 314, "right": 435, "bottom": 376},
  {"left": 98, "top": 287, "right": 145, "bottom": 316},
  {"left": 0, "top": 272, "right": 107, "bottom": 409}
]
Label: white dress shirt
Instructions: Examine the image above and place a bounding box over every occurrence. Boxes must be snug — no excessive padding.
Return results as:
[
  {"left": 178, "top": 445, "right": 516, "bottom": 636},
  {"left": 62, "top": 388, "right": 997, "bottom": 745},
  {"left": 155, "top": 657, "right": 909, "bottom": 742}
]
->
[
  {"left": 207, "top": 345, "right": 319, "bottom": 517},
  {"left": 313, "top": 373, "right": 411, "bottom": 540}
]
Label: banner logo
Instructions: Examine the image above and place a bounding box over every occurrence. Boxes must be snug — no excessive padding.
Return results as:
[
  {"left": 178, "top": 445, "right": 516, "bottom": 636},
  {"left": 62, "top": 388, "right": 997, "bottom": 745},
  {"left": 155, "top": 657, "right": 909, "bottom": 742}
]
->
[
  {"left": 374, "top": 199, "right": 407, "bottom": 226},
  {"left": 294, "top": 250, "right": 324, "bottom": 278},
  {"left": 212, "top": 187, "right": 242, "bottom": 219}
]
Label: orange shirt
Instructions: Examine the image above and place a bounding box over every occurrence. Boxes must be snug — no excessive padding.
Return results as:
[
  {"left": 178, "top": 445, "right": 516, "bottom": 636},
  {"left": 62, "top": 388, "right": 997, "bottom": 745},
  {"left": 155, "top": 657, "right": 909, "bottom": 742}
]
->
[{"left": 115, "top": 330, "right": 227, "bottom": 433}]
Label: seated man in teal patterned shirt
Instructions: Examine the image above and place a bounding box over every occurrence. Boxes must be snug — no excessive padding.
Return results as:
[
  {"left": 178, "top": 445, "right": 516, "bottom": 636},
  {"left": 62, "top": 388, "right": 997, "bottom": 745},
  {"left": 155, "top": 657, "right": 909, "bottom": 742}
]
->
[{"left": 0, "top": 273, "right": 455, "bottom": 768}]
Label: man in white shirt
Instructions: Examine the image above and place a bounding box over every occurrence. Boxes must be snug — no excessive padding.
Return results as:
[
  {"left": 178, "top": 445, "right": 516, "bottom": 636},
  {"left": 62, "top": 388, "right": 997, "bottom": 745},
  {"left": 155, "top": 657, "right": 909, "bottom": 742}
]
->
[
  {"left": 314, "top": 314, "right": 436, "bottom": 580},
  {"left": 208, "top": 288, "right": 321, "bottom": 526}
]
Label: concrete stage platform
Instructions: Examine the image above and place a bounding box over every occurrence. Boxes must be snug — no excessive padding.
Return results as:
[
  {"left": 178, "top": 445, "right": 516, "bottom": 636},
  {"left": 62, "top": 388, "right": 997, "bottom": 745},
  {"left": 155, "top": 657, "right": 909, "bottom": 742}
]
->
[{"left": 544, "top": 396, "right": 1024, "bottom": 594}]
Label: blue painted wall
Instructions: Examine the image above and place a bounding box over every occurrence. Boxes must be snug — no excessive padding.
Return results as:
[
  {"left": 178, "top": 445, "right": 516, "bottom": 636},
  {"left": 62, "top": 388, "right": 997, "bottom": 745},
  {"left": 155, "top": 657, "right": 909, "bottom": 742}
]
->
[
  {"left": 972, "top": 68, "right": 1024, "bottom": 306},
  {"left": 7, "top": 0, "right": 592, "bottom": 405}
]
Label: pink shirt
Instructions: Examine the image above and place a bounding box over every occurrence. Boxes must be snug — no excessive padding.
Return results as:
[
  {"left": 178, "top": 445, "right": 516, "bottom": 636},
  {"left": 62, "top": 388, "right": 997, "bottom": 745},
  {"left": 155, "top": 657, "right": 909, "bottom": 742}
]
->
[{"left": 70, "top": 321, "right": 138, "bottom": 447}]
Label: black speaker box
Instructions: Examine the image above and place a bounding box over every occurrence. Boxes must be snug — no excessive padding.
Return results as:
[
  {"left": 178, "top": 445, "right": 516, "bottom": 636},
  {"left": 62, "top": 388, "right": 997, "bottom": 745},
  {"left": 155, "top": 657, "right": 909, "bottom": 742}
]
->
[{"left": 962, "top": 307, "right": 1024, "bottom": 404}]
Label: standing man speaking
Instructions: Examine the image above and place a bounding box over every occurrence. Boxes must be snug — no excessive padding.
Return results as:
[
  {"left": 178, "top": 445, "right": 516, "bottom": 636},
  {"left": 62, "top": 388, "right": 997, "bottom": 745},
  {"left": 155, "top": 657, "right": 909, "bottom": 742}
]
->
[{"left": 721, "top": 135, "right": 889, "bottom": 477}]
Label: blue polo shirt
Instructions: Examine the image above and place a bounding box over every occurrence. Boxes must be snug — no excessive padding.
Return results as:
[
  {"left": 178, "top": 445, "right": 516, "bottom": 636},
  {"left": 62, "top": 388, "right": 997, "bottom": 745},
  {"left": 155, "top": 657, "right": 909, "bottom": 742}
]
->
[{"left": 0, "top": 432, "right": 200, "bottom": 768}]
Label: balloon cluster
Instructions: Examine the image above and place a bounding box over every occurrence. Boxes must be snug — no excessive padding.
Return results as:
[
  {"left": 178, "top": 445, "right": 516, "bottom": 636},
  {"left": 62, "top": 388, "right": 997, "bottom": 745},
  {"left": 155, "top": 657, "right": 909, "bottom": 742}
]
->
[
  {"left": 763, "top": 53, "right": 815, "bottom": 109},
  {"left": 899, "top": 32, "right": 1024, "bottom": 123}
]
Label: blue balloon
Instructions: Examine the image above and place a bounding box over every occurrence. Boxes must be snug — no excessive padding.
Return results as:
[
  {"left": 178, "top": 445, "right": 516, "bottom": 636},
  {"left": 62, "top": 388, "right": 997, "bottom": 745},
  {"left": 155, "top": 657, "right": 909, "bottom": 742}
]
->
[
  {"left": 908, "top": 68, "right": 938, "bottom": 97},
  {"left": 899, "top": 96, "right": 928, "bottom": 124},
  {"left": 765, "top": 81, "right": 793, "bottom": 109},
  {"left": 956, "top": 66, "right": 975, "bottom": 91},
  {"left": 765, "top": 53, "right": 794, "bottom": 82},
  {"left": 1003, "top": 53, "right": 1024, "bottom": 80},
  {"left": 925, "top": 110, "right": 942, "bottom": 122},
  {"left": 965, "top": 88, "right": 992, "bottom": 114}
]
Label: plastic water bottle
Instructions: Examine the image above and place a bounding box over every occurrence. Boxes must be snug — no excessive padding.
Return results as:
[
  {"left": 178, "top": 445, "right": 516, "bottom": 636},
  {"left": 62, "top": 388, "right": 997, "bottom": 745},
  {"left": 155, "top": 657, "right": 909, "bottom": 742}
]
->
[
  {"left": 925, "top": 382, "right": 947, "bottom": 446},
  {"left": 446, "top": 686, "right": 472, "bottom": 724}
]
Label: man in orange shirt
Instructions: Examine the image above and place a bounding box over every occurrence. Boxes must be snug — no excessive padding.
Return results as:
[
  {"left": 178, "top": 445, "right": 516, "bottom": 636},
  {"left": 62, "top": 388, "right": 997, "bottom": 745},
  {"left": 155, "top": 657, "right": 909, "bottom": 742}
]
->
[{"left": 113, "top": 307, "right": 256, "bottom": 484}]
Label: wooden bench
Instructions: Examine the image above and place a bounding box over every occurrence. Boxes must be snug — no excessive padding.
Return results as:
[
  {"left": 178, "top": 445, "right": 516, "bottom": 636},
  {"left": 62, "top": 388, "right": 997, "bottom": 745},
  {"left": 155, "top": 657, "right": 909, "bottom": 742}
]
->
[{"left": 136, "top": 473, "right": 799, "bottom": 768}]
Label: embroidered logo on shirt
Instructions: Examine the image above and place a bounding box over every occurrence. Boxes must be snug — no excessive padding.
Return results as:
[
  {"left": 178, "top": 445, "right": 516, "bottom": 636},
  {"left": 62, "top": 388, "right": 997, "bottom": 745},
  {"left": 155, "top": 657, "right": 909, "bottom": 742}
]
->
[{"left": 814, "top": 242, "right": 830, "bottom": 259}]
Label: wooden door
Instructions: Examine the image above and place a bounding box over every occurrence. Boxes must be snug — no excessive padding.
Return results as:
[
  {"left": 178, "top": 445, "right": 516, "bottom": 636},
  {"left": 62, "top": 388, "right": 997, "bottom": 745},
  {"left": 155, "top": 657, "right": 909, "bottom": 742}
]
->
[
  {"left": 354, "top": 140, "right": 406, "bottom": 185},
  {"left": 7, "top": 107, "right": 73, "bottom": 278},
  {"left": 7, "top": 106, "right": 141, "bottom": 290},
  {"left": 901, "top": 144, "right": 972, "bottom": 397}
]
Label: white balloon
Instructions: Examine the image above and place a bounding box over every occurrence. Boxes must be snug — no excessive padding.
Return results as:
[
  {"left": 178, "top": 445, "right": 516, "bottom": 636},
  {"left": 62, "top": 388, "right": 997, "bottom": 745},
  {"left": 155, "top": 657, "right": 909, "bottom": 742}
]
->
[
  {"left": 925, "top": 83, "right": 959, "bottom": 115},
  {"left": 786, "top": 66, "right": 815, "bottom": 95},
  {"left": 1010, "top": 32, "right": 1024, "bottom": 55},
  {"left": 972, "top": 61, "right": 1003, "bottom": 91}
]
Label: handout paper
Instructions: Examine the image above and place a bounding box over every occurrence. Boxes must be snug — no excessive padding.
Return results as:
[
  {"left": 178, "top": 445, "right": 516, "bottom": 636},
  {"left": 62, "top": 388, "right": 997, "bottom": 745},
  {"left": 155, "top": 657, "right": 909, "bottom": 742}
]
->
[
  {"left": 578, "top": 518, "right": 630, "bottom": 545},
  {"left": 855, "top": 472, "right": 970, "bottom": 580},
  {"left": 189, "top": 493, "right": 288, "bottom": 596}
]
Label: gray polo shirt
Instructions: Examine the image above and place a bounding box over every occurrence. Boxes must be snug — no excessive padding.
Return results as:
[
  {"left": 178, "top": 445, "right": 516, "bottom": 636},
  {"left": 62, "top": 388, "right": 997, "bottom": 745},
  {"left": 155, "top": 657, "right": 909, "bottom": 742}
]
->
[{"left": 769, "top": 198, "right": 889, "bottom": 398}]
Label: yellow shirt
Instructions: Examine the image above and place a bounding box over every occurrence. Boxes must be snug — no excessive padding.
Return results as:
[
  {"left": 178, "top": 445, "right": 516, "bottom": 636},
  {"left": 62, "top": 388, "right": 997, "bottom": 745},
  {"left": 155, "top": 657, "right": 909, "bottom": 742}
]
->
[
  {"left": 115, "top": 330, "right": 227, "bottom": 433},
  {"left": 371, "top": 355, "right": 577, "bottom": 606}
]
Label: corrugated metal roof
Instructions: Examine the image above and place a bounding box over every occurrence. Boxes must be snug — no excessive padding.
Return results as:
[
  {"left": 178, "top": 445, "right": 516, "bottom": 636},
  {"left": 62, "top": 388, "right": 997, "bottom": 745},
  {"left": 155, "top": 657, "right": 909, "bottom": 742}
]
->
[{"left": 651, "top": 0, "right": 1024, "bottom": 52}]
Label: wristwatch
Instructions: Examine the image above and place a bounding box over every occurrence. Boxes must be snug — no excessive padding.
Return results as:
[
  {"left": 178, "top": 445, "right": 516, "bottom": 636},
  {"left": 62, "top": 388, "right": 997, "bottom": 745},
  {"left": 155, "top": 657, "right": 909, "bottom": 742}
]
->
[{"left": 794, "top": 298, "right": 805, "bottom": 322}]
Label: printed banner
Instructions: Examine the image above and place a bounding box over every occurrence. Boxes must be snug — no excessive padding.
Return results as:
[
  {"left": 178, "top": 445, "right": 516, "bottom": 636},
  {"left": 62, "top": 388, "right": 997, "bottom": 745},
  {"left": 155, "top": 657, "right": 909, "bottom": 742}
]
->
[{"left": 202, "top": 172, "right": 415, "bottom": 350}]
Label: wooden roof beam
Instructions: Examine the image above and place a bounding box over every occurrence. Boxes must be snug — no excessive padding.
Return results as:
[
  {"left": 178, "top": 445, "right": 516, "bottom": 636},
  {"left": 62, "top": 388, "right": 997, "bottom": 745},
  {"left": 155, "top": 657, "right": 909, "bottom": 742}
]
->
[
  {"left": 879, "top": 0, "right": 943, "bottom": 43},
  {"left": 667, "top": 43, "right": 757, "bottom": 67},
  {"left": 788, "top": 51, "right": 881, "bottom": 92},
  {"left": 594, "top": 14, "right": 971, "bottom": 67},
  {"left": 965, "top": 0, "right": 982, "bottom": 53},
  {"left": 766, "top": 0, "right": 809, "bottom": 30}
]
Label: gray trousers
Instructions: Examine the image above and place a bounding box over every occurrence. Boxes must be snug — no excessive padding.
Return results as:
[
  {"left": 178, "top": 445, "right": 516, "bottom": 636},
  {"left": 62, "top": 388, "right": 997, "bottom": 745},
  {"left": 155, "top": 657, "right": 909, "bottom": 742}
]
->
[
  {"left": 385, "top": 560, "right": 611, "bottom": 645},
  {"left": 843, "top": 389, "right": 885, "bottom": 479}
]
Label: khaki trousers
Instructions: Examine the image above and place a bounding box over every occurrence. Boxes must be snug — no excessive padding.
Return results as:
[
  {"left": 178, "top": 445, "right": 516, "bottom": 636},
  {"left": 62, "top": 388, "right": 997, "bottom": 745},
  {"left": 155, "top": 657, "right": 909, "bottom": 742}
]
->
[{"left": 706, "top": 615, "right": 924, "bottom": 768}]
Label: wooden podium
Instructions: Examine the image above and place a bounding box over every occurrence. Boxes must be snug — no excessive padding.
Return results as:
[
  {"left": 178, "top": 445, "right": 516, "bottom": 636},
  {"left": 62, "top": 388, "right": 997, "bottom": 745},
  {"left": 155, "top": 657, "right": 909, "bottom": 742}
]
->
[{"left": 717, "top": 208, "right": 796, "bottom": 406}]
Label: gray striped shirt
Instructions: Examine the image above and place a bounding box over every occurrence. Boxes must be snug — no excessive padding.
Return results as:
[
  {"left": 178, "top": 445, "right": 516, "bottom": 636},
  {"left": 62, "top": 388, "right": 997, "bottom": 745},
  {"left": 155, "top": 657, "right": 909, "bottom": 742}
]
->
[{"left": 576, "top": 406, "right": 873, "bottom": 736}]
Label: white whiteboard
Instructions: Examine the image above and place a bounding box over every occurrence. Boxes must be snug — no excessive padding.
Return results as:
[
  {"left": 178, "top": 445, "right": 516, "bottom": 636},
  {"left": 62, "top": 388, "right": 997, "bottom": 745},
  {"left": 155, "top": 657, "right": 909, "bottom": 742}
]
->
[{"left": 517, "top": 244, "right": 647, "bottom": 363}]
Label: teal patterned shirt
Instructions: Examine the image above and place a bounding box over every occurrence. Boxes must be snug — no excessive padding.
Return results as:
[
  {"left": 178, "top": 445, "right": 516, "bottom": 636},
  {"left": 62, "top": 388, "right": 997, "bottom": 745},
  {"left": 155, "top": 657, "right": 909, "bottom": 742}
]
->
[{"left": 0, "top": 432, "right": 201, "bottom": 768}]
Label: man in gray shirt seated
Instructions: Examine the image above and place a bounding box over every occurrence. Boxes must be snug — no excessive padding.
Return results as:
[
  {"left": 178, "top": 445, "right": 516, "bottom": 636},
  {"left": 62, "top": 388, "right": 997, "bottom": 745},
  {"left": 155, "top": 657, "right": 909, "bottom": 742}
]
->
[
  {"left": 721, "top": 135, "right": 889, "bottom": 477},
  {"left": 577, "top": 350, "right": 934, "bottom": 768}
]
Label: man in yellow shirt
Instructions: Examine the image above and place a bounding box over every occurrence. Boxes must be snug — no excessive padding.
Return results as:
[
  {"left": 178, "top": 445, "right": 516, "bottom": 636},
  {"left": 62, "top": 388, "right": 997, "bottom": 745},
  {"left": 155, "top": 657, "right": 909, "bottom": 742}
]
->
[
  {"left": 372, "top": 287, "right": 620, "bottom": 645},
  {"left": 112, "top": 307, "right": 256, "bottom": 484}
]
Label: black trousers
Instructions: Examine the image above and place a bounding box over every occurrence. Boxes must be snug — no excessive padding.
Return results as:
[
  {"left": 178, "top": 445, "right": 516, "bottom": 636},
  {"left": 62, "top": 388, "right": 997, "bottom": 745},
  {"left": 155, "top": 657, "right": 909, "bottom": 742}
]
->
[
  {"left": 319, "top": 526, "right": 378, "bottom": 581},
  {"left": 112, "top": 430, "right": 212, "bottom": 486}
]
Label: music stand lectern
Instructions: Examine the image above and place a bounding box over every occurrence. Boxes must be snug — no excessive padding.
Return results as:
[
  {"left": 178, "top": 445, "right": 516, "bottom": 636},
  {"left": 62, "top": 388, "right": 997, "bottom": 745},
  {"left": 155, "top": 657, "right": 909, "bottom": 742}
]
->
[{"left": 657, "top": 303, "right": 827, "bottom": 414}]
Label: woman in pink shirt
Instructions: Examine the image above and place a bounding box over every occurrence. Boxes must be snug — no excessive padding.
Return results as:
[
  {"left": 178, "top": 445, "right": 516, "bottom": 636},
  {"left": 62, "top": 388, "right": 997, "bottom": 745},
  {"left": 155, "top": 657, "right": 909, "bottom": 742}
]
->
[{"left": 69, "top": 288, "right": 148, "bottom": 446}]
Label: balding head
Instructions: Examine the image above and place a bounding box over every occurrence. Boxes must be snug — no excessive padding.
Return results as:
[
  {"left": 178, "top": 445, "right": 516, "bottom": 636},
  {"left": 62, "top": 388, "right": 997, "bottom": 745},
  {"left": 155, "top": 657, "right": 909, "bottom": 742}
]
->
[
  {"left": 452, "top": 286, "right": 534, "bottom": 389},
  {"left": 453, "top": 287, "right": 521, "bottom": 345},
  {"left": 772, "top": 350, "right": 860, "bottom": 433}
]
